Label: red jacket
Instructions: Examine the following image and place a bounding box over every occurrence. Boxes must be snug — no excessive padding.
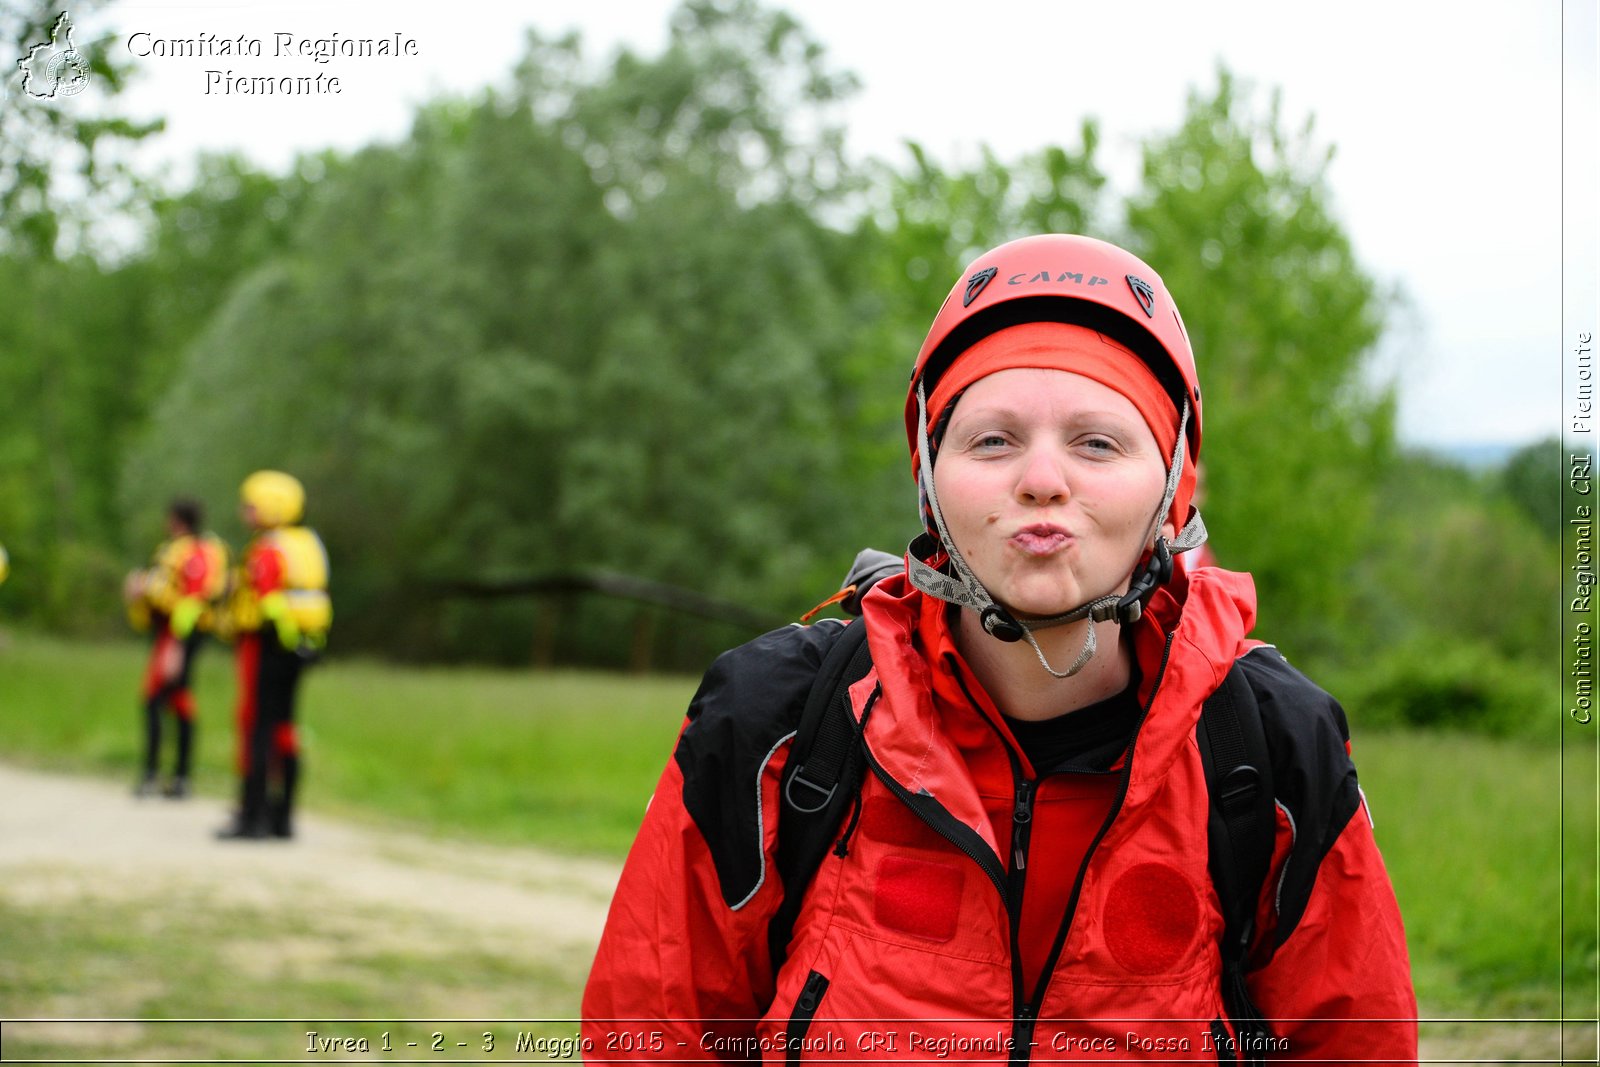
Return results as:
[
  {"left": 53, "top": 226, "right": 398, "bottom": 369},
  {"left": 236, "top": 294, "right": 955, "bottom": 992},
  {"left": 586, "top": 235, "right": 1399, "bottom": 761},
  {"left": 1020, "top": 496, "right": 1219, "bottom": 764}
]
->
[{"left": 583, "top": 566, "right": 1416, "bottom": 1063}]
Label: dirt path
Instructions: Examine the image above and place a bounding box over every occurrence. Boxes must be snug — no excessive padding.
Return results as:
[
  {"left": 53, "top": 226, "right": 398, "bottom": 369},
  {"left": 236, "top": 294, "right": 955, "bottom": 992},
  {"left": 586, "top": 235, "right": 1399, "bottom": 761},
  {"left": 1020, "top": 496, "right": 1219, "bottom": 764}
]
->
[{"left": 0, "top": 761, "right": 621, "bottom": 956}]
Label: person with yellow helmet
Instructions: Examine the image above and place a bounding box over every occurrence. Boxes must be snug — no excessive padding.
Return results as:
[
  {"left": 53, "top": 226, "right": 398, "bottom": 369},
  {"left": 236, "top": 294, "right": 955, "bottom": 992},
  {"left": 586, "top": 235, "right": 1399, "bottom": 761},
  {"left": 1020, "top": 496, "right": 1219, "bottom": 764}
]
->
[
  {"left": 123, "top": 499, "right": 229, "bottom": 799},
  {"left": 216, "top": 470, "right": 331, "bottom": 841}
]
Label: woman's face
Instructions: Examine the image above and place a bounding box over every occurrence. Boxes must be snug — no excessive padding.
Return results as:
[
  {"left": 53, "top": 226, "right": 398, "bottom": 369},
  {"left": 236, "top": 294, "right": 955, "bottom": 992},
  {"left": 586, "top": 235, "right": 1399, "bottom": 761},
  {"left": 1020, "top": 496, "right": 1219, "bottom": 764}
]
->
[{"left": 932, "top": 367, "right": 1172, "bottom": 618}]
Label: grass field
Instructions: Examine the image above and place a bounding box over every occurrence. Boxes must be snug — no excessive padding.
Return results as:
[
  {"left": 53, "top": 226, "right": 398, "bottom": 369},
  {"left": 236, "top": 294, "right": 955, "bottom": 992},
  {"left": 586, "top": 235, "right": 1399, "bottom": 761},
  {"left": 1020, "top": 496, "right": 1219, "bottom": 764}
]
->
[
  {"left": 0, "top": 630, "right": 694, "bottom": 856},
  {"left": 1, "top": 629, "right": 1594, "bottom": 1026}
]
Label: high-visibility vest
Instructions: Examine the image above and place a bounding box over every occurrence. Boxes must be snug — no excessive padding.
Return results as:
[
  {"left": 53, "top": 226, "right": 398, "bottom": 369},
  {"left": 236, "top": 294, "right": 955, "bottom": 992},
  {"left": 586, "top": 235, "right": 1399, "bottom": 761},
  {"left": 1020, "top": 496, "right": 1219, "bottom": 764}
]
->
[
  {"left": 127, "top": 533, "right": 229, "bottom": 633},
  {"left": 228, "top": 526, "right": 332, "bottom": 640}
]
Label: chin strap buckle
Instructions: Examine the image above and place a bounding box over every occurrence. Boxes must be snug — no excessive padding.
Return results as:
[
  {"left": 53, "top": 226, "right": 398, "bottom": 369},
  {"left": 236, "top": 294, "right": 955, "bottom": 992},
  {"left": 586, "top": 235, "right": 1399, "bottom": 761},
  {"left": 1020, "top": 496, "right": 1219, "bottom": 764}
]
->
[
  {"left": 980, "top": 606, "right": 1025, "bottom": 642},
  {"left": 1113, "top": 538, "right": 1174, "bottom": 625}
]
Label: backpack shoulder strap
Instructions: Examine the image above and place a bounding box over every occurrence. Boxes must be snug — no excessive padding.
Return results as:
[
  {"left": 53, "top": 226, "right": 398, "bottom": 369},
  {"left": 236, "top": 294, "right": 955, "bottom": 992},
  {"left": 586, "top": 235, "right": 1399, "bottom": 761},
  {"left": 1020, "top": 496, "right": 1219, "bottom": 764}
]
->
[
  {"left": 769, "top": 617, "right": 875, "bottom": 969},
  {"left": 1196, "top": 659, "right": 1277, "bottom": 1065}
]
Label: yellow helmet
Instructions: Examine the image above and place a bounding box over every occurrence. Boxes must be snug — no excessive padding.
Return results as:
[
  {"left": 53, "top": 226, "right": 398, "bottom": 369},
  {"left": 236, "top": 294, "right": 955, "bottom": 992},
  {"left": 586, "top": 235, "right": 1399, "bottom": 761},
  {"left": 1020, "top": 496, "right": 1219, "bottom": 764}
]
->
[{"left": 240, "top": 470, "right": 305, "bottom": 528}]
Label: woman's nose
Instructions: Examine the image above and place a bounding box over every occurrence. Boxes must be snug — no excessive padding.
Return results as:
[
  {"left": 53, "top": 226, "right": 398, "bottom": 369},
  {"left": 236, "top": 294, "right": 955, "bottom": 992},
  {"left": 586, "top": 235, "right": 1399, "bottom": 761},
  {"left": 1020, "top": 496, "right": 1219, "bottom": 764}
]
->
[{"left": 1014, "top": 447, "right": 1071, "bottom": 505}]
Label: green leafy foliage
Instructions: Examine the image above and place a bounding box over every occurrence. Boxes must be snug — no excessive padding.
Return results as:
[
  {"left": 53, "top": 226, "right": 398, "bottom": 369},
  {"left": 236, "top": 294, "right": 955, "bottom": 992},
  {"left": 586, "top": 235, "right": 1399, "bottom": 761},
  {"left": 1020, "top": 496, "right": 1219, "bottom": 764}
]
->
[
  {"left": 1501, "top": 435, "right": 1564, "bottom": 535},
  {"left": 0, "top": 0, "right": 165, "bottom": 627},
  {"left": 0, "top": 254, "right": 148, "bottom": 630},
  {"left": 1341, "top": 638, "right": 1560, "bottom": 738},
  {"left": 0, "top": 0, "right": 162, "bottom": 257},
  {"left": 1320, "top": 450, "right": 1561, "bottom": 738},
  {"left": 0, "top": 2, "right": 1560, "bottom": 704},
  {"left": 1361, "top": 453, "right": 1559, "bottom": 661},
  {"left": 120, "top": 4, "right": 878, "bottom": 661},
  {"left": 1125, "top": 70, "right": 1397, "bottom": 664}
]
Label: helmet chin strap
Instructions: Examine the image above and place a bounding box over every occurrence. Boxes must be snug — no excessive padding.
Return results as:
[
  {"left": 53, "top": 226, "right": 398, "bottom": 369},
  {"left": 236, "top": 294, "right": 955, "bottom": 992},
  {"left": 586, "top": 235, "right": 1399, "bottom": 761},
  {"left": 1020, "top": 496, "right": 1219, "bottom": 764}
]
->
[{"left": 906, "top": 378, "right": 1207, "bottom": 680}]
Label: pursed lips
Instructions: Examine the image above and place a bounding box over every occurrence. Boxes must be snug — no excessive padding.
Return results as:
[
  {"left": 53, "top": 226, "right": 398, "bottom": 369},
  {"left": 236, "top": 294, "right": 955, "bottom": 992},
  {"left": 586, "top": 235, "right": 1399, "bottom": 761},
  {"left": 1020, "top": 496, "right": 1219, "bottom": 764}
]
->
[{"left": 1008, "top": 523, "right": 1073, "bottom": 557}]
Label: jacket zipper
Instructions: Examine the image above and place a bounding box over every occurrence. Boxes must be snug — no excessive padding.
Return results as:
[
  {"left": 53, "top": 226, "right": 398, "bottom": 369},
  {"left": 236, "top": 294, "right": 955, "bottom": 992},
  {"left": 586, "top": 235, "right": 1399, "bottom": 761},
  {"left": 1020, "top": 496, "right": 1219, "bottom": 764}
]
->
[
  {"left": 936, "top": 634, "right": 1181, "bottom": 1064},
  {"left": 949, "top": 663, "right": 1043, "bottom": 1066},
  {"left": 1018, "top": 631, "right": 1179, "bottom": 1056},
  {"left": 784, "top": 969, "right": 830, "bottom": 1066},
  {"left": 1008, "top": 774, "right": 1038, "bottom": 1064}
]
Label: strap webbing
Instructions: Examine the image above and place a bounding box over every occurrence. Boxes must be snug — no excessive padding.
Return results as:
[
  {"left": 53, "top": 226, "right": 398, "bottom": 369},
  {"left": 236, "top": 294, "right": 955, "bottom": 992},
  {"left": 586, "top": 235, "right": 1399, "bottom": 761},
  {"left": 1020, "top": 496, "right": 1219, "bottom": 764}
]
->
[
  {"left": 1197, "top": 662, "right": 1278, "bottom": 1066},
  {"left": 770, "top": 620, "right": 875, "bottom": 968}
]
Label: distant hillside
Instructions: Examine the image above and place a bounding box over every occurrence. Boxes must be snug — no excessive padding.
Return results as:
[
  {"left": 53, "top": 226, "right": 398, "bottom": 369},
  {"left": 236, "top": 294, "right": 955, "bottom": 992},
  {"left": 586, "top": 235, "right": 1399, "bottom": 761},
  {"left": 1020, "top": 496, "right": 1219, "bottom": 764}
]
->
[{"left": 1420, "top": 442, "right": 1521, "bottom": 471}]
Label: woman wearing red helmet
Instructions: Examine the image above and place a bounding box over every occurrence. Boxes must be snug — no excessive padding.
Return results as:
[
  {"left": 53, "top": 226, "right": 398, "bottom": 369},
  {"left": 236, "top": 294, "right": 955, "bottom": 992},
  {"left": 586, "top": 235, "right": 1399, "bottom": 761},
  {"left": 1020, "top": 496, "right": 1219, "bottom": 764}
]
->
[{"left": 584, "top": 235, "right": 1416, "bottom": 1063}]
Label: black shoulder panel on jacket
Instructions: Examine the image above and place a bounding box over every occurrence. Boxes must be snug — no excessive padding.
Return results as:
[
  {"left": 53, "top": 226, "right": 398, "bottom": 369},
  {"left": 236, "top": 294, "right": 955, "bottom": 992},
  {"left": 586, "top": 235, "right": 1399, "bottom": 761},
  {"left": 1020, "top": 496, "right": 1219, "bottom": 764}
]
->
[
  {"left": 674, "top": 619, "right": 848, "bottom": 911},
  {"left": 1235, "top": 645, "right": 1363, "bottom": 949}
]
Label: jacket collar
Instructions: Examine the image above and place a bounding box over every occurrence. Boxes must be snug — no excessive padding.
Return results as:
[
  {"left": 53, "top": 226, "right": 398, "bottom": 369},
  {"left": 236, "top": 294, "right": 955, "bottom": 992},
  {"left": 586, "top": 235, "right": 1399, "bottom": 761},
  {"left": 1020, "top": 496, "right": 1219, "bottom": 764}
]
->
[{"left": 858, "top": 566, "right": 1259, "bottom": 824}]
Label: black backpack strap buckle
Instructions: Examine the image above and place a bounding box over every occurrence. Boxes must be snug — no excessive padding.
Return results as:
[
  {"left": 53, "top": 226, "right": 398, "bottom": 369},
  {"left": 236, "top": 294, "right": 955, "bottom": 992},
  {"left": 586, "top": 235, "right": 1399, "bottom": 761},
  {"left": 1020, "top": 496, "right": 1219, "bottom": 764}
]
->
[{"left": 1219, "top": 763, "right": 1262, "bottom": 811}]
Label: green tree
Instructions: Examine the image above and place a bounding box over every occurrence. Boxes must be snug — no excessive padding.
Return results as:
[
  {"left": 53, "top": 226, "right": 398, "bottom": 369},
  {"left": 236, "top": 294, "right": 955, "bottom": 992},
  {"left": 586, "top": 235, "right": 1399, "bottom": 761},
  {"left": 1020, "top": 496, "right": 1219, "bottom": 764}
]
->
[
  {"left": 129, "top": 154, "right": 320, "bottom": 405},
  {"left": 1125, "top": 69, "right": 1397, "bottom": 663},
  {"left": 0, "top": 0, "right": 160, "bottom": 256},
  {"left": 0, "top": 0, "right": 163, "bottom": 628},
  {"left": 1333, "top": 451, "right": 1560, "bottom": 736},
  {"left": 1501, "top": 435, "right": 1563, "bottom": 536},
  {"left": 0, "top": 254, "right": 148, "bottom": 626},
  {"left": 124, "top": 2, "right": 880, "bottom": 666},
  {"left": 0, "top": 155, "right": 307, "bottom": 629}
]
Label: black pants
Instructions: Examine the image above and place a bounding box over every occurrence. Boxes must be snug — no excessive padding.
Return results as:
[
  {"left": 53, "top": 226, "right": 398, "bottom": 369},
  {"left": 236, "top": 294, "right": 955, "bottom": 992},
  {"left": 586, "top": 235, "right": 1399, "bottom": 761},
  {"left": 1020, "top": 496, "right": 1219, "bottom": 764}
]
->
[
  {"left": 239, "top": 635, "right": 307, "bottom": 834},
  {"left": 142, "top": 630, "right": 204, "bottom": 781}
]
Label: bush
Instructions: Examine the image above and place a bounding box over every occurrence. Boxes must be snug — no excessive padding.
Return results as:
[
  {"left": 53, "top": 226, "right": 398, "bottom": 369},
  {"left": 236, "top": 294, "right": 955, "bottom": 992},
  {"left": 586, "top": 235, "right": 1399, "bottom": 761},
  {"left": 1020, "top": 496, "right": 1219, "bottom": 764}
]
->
[
  {"left": 39, "top": 541, "right": 127, "bottom": 638},
  {"left": 1340, "top": 637, "right": 1559, "bottom": 739}
]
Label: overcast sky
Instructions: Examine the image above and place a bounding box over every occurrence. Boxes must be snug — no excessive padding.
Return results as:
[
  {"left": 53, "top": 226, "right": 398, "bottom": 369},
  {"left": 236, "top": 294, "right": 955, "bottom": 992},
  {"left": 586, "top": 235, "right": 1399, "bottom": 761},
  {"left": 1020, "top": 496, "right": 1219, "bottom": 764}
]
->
[{"left": 54, "top": 1, "right": 1599, "bottom": 451}]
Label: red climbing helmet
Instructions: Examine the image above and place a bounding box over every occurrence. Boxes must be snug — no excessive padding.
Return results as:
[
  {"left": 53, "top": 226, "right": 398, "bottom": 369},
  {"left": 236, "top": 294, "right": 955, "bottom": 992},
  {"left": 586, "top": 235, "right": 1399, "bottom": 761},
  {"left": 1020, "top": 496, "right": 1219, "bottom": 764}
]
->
[{"left": 906, "top": 234, "right": 1202, "bottom": 470}]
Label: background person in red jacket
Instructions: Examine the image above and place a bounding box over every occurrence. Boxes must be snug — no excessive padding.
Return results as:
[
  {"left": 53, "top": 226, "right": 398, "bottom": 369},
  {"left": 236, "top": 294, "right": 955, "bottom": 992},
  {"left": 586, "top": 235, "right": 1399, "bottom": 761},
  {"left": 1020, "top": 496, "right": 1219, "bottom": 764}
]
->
[
  {"left": 583, "top": 235, "right": 1416, "bottom": 1063},
  {"left": 124, "top": 498, "right": 228, "bottom": 799}
]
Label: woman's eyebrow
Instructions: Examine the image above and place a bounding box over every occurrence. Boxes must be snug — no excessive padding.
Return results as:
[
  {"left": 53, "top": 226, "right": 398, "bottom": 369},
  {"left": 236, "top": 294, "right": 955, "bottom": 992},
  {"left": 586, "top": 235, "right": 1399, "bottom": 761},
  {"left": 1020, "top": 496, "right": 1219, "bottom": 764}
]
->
[{"left": 950, "top": 406, "right": 1137, "bottom": 428}]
